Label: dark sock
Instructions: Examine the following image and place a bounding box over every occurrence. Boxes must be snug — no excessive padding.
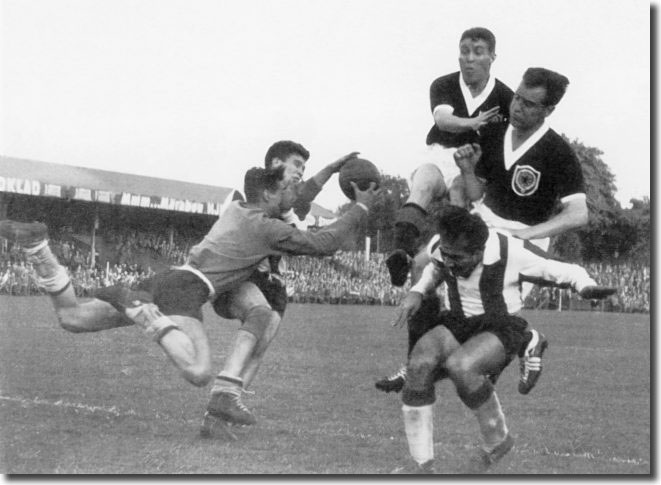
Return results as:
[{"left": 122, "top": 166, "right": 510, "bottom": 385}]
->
[{"left": 394, "top": 203, "right": 428, "bottom": 255}]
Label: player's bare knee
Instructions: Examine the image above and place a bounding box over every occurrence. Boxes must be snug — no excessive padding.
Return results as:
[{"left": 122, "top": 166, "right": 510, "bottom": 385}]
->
[
  {"left": 402, "top": 361, "right": 437, "bottom": 406},
  {"left": 182, "top": 364, "right": 212, "bottom": 387},
  {"left": 410, "top": 164, "right": 445, "bottom": 203},
  {"left": 241, "top": 305, "right": 277, "bottom": 342},
  {"left": 456, "top": 378, "right": 494, "bottom": 410},
  {"left": 445, "top": 353, "right": 473, "bottom": 383}
]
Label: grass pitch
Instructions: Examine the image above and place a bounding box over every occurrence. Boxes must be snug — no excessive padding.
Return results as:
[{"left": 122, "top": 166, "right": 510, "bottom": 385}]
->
[{"left": 0, "top": 296, "right": 651, "bottom": 474}]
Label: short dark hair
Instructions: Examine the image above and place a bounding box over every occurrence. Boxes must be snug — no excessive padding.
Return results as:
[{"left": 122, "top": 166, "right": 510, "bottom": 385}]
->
[
  {"left": 460, "top": 27, "right": 496, "bottom": 53},
  {"left": 264, "top": 140, "right": 310, "bottom": 168},
  {"left": 436, "top": 206, "right": 489, "bottom": 252},
  {"left": 522, "top": 67, "right": 570, "bottom": 106},
  {"left": 243, "top": 165, "right": 286, "bottom": 203}
]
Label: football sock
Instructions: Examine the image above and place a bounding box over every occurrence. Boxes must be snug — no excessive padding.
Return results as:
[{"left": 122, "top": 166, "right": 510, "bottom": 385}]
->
[
  {"left": 518, "top": 329, "right": 536, "bottom": 358},
  {"left": 212, "top": 373, "right": 243, "bottom": 395},
  {"left": 472, "top": 391, "right": 508, "bottom": 453},
  {"left": 25, "top": 242, "right": 71, "bottom": 294},
  {"left": 394, "top": 203, "right": 427, "bottom": 256},
  {"left": 402, "top": 404, "right": 434, "bottom": 465}
]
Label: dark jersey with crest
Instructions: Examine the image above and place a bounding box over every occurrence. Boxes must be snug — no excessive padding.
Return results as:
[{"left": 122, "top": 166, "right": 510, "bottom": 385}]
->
[
  {"left": 475, "top": 124, "right": 586, "bottom": 226},
  {"left": 425, "top": 72, "right": 513, "bottom": 148}
]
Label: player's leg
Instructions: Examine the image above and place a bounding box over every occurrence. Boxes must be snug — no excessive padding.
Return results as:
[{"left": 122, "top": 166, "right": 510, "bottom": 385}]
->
[
  {"left": 515, "top": 238, "right": 551, "bottom": 395},
  {"left": 444, "top": 315, "right": 526, "bottom": 471},
  {"left": 395, "top": 323, "right": 459, "bottom": 473},
  {"left": 95, "top": 270, "right": 213, "bottom": 387},
  {"left": 239, "top": 272, "right": 287, "bottom": 390},
  {"left": 0, "top": 220, "right": 130, "bottom": 331},
  {"left": 387, "top": 164, "right": 446, "bottom": 286},
  {"left": 377, "top": 250, "right": 441, "bottom": 393},
  {"left": 206, "top": 281, "right": 278, "bottom": 426},
  {"left": 444, "top": 332, "right": 511, "bottom": 457}
]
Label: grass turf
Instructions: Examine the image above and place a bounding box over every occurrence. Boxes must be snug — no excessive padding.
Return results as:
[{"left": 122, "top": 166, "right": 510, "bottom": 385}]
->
[{"left": 0, "top": 296, "right": 651, "bottom": 474}]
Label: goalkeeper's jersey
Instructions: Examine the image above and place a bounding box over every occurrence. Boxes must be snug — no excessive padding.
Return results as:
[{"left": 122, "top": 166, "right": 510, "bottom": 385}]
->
[{"left": 187, "top": 201, "right": 366, "bottom": 296}]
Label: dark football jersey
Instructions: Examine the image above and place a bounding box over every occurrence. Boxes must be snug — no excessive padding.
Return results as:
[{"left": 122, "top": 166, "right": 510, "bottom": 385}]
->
[
  {"left": 425, "top": 72, "right": 513, "bottom": 148},
  {"left": 475, "top": 124, "right": 586, "bottom": 226}
]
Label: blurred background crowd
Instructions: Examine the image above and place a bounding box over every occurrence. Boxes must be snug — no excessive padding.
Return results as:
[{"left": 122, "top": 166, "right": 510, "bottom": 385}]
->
[{"left": 0, "top": 229, "right": 649, "bottom": 314}]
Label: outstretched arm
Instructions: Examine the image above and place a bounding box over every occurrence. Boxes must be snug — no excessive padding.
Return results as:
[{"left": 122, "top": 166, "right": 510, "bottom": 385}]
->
[
  {"left": 433, "top": 105, "right": 503, "bottom": 134},
  {"left": 310, "top": 151, "right": 360, "bottom": 187},
  {"left": 291, "top": 151, "right": 360, "bottom": 220},
  {"left": 272, "top": 182, "right": 378, "bottom": 257},
  {"left": 510, "top": 196, "right": 588, "bottom": 241}
]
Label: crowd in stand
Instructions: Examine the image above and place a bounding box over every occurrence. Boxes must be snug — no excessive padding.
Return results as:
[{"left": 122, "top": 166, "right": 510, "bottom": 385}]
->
[
  {"left": 105, "top": 229, "right": 190, "bottom": 266},
  {"left": 0, "top": 232, "right": 650, "bottom": 314}
]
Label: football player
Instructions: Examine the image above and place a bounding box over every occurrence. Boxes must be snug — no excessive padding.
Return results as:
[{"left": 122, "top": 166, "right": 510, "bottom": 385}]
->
[{"left": 391, "top": 206, "right": 613, "bottom": 473}]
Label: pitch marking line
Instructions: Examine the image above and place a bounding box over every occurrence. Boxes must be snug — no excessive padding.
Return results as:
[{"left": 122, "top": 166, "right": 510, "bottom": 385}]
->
[
  {"left": 434, "top": 441, "right": 648, "bottom": 467},
  {"left": 0, "top": 394, "right": 139, "bottom": 418},
  {"left": 2, "top": 394, "right": 649, "bottom": 468}
]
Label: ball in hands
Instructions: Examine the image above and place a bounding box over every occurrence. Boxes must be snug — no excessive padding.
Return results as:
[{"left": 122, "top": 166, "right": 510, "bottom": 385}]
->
[{"left": 338, "top": 158, "right": 380, "bottom": 200}]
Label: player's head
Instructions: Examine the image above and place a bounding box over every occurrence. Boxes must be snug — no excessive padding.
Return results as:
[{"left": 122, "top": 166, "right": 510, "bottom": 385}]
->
[
  {"left": 510, "top": 67, "right": 569, "bottom": 131},
  {"left": 264, "top": 140, "right": 310, "bottom": 184},
  {"left": 435, "top": 206, "right": 489, "bottom": 278},
  {"left": 458, "top": 27, "right": 496, "bottom": 86},
  {"left": 244, "top": 165, "right": 296, "bottom": 216}
]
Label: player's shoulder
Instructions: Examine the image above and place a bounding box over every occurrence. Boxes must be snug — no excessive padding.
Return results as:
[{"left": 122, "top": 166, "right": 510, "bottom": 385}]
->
[
  {"left": 483, "top": 229, "right": 506, "bottom": 264},
  {"left": 493, "top": 78, "right": 514, "bottom": 95},
  {"left": 541, "top": 129, "right": 579, "bottom": 161},
  {"left": 430, "top": 71, "right": 460, "bottom": 88}
]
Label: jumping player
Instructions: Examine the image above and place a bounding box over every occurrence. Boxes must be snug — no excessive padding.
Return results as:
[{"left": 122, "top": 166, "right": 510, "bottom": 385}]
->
[{"left": 377, "top": 66, "right": 588, "bottom": 396}]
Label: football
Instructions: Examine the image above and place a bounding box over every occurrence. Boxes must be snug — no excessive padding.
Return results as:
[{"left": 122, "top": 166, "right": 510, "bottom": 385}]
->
[{"left": 338, "top": 158, "right": 380, "bottom": 200}]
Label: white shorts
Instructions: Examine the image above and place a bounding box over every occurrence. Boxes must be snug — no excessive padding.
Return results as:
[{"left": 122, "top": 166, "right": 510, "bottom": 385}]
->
[
  {"left": 471, "top": 200, "right": 550, "bottom": 251},
  {"left": 411, "top": 144, "right": 460, "bottom": 188}
]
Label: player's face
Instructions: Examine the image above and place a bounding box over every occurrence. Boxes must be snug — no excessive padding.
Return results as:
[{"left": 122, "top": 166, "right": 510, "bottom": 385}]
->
[
  {"left": 509, "top": 83, "right": 554, "bottom": 131},
  {"left": 458, "top": 38, "right": 494, "bottom": 86},
  {"left": 277, "top": 179, "right": 297, "bottom": 212},
  {"left": 271, "top": 154, "right": 306, "bottom": 184},
  {"left": 438, "top": 235, "right": 483, "bottom": 279}
]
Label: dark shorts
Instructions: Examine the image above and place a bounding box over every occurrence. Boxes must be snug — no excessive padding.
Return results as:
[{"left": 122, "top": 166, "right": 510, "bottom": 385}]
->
[
  {"left": 138, "top": 269, "right": 210, "bottom": 321},
  {"left": 438, "top": 310, "right": 528, "bottom": 357},
  {"left": 212, "top": 270, "right": 287, "bottom": 320}
]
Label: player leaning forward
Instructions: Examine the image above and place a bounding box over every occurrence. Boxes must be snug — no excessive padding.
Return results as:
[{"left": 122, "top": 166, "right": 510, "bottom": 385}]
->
[
  {"left": 392, "top": 206, "right": 614, "bottom": 473},
  {"left": 0, "top": 165, "right": 378, "bottom": 391}
]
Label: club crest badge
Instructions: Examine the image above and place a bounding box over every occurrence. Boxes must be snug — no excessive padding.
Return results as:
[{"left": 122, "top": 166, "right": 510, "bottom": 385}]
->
[{"left": 511, "top": 165, "right": 541, "bottom": 196}]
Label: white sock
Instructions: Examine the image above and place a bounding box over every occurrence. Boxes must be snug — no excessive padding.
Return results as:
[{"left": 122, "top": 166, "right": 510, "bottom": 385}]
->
[
  {"left": 402, "top": 404, "right": 434, "bottom": 464},
  {"left": 211, "top": 372, "right": 243, "bottom": 395},
  {"left": 25, "top": 243, "right": 70, "bottom": 293},
  {"left": 472, "top": 391, "right": 508, "bottom": 452}
]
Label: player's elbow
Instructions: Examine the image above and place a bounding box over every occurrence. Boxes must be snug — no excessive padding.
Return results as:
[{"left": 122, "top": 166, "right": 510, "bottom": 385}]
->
[{"left": 573, "top": 206, "right": 589, "bottom": 228}]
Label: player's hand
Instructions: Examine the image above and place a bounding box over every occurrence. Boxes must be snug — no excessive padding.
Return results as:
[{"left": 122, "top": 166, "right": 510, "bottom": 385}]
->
[
  {"left": 453, "top": 143, "right": 482, "bottom": 172},
  {"left": 328, "top": 152, "right": 360, "bottom": 173},
  {"left": 352, "top": 182, "right": 380, "bottom": 211},
  {"left": 471, "top": 106, "right": 501, "bottom": 130},
  {"left": 392, "top": 291, "right": 423, "bottom": 328},
  {"left": 508, "top": 228, "right": 533, "bottom": 240},
  {"left": 579, "top": 286, "right": 617, "bottom": 300}
]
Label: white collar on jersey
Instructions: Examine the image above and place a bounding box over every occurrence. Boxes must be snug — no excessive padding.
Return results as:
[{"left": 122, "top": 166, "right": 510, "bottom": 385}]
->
[
  {"left": 503, "top": 119, "right": 551, "bottom": 170},
  {"left": 459, "top": 73, "right": 496, "bottom": 116}
]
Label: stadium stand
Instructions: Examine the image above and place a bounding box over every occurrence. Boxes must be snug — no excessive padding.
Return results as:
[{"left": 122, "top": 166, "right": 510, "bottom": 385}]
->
[{"left": 0, "top": 157, "right": 650, "bottom": 313}]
